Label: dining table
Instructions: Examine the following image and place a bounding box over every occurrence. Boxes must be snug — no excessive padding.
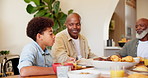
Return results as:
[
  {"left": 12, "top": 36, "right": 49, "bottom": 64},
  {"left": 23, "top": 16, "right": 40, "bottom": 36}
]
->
[
  {"left": 0, "top": 68, "right": 117, "bottom": 78},
  {"left": 1, "top": 74, "right": 112, "bottom": 78},
  {"left": 1, "top": 60, "right": 145, "bottom": 78},
  {"left": 1, "top": 74, "right": 57, "bottom": 78}
]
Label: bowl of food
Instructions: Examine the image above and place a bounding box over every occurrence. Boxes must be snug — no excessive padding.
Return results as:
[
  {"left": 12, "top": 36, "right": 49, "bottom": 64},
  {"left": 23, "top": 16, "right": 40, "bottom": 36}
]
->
[
  {"left": 118, "top": 42, "right": 125, "bottom": 47},
  {"left": 68, "top": 69, "right": 100, "bottom": 78},
  {"left": 118, "top": 38, "right": 127, "bottom": 47},
  {"left": 93, "top": 55, "right": 140, "bottom": 69}
]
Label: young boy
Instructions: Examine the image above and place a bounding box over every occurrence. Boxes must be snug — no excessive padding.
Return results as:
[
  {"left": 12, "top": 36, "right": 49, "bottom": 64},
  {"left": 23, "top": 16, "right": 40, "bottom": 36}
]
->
[{"left": 18, "top": 17, "right": 55, "bottom": 76}]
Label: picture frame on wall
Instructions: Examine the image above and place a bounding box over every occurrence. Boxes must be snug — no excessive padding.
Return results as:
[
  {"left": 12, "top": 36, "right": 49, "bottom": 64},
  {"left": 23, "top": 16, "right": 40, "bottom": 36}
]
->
[{"left": 127, "top": 27, "right": 132, "bottom": 37}]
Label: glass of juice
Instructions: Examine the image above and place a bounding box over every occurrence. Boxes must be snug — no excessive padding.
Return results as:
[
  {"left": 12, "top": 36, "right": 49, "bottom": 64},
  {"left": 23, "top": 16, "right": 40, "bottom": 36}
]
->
[
  {"left": 110, "top": 66, "right": 125, "bottom": 78},
  {"left": 144, "top": 57, "right": 148, "bottom": 66}
]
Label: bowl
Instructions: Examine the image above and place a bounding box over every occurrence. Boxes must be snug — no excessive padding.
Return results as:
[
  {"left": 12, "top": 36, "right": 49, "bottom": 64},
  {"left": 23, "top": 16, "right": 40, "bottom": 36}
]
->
[
  {"left": 93, "top": 58, "right": 140, "bottom": 69},
  {"left": 52, "top": 63, "right": 62, "bottom": 73},
  {"left": 118, "top": 42, "right": 125, "bottom": 47},
  {"left": 68, "top": 69, "right": 100, "bottom": 78},
  {"left": 52, "top": 63, "right": 74, "bottom": 73}
]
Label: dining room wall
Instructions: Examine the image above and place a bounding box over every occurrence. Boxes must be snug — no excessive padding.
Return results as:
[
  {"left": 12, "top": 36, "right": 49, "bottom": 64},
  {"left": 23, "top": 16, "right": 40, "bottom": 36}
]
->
[
  {"left": 137, "top": 0, "right": 148, "bottom": 19},
  {"left": 59, "top": 0, "right": 119, "bottom": 56},
  {"left": 0, "top": 0, "right": 119, "bottom": 56},
  {"left": 0, "top": 0, "right": 32, "bottom": 55}
]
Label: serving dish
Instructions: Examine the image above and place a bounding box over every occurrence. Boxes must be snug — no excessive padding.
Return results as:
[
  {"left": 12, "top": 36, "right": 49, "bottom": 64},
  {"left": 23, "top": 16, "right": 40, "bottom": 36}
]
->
[{"left": 93, "top": 58, "right": 140, "bottom": 69}]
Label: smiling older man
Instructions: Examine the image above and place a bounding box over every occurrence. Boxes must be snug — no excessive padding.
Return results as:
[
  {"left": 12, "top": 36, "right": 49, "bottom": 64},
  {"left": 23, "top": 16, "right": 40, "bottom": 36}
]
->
[
  {"left": 119, "top": 18, "right": 148, "bottom": 58},
  {"left": 51, "top": 13, "right": 98, "bottom": 63}
]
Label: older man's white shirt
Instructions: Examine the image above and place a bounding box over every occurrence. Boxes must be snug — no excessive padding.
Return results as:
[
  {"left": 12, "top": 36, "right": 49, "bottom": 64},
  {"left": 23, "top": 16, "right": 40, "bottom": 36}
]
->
[{"left": 137, "top": 40, "right": 148, "bottom": 58}]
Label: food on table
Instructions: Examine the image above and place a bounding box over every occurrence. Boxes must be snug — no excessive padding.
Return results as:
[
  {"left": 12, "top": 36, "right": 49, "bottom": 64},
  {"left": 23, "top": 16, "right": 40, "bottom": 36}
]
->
[
  {"left": 133, "top": 65, "right": 148, "bottom": 72},
  {"left": 128, "top": 73, "right": 148, "bottom": 78},
  {"left": 74, "top": 64, "right": 83, "bottom": 70},
  {"left": 93, "top": 57, "right": 107, "bottom": 61},
  {"left": 118, "top": 38, "right": 127, "bottom": 43},
  {"left": 122, "top": 56, "right": 135, "bottom": 62},
  {"left": 94, "top": 55, "right": 136, "bottom": 62},
  {"left": 80, "top": 72, "right": 90, "bottom": 74},
  {"left": 66, "top": 61, "right": 84, "bottom": 70},
  {"left": 110, "top": 55, "right": 122, "bottom": 62},
  {"left": 136, "top": 56, "right": 144, "bottom": 62}
]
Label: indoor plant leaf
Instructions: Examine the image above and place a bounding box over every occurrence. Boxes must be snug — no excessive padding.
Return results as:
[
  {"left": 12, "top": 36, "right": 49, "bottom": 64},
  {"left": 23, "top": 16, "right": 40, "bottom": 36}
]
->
[
  {"left": 34, "top": 10, "right": 47, "bottom": 17},
  {"left": 32, "top": 0, "right": 40, "bottom": 6},
  {"left": 49, "top": 0, "right": 55, "bottom": 4},
  {"left": 68, "top": 9, "right": 74, "bottom": 15},
  {"left": 43, "top": 0, "right": 50, "bottom": 4},
  {"left": 53, "top": 20, "right": 59, "bottom": 34},
  {"left": 53, "top": 1, "right": 60, "bottom": 15},
  {"left": 24, "top": 0, "right": 32, "bottom": 3},
  {"left": 24, "top": 0, "right": 73, "bottom": 36},
  {"left": 58, "top": 12, "right": 67, "bottom": 26},
  {"left": 44, "top": 13, "right": 52, "bottom": 17},
  {"left": 26, "top": 4, "right": 38, "bottom": 14},
  {"left": 24, "top": 0, "right": 40, "bottom": 6}
]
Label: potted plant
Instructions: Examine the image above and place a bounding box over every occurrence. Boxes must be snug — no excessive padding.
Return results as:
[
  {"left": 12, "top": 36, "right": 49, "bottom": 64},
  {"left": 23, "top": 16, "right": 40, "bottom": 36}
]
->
[
  {"left": 0, "top": 50, "right": 10, "bottom": 55},
  {"left": 24, "top": 0, "right": 73, "bottom": 34}
]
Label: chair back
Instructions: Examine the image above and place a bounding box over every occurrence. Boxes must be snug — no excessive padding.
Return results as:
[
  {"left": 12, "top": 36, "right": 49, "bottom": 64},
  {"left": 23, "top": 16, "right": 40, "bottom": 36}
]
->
[{"left": 3, "top": 58, "right": 19, "bottom": 76}]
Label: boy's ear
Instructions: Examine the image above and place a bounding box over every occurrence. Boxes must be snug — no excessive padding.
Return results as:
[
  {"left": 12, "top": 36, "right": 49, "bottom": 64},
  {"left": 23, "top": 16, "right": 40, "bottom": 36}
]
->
[{"left": 36, "top": 33, "right": 42, "bottom": 40}]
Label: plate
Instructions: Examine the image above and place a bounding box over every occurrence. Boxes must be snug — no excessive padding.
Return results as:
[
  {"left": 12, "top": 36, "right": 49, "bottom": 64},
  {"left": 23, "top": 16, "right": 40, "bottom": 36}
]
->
[
  {"left": 126, "top": 66, "right": 148, "bottom": 75},
  {"left": 93, "top": 58, "right": 140, "bottom": 69},
  {"left": 68, "top": 69, "right": 100, "bottom": 78},
  {"left": 127, "top": 69, "right": 148, "bottom": 75}
]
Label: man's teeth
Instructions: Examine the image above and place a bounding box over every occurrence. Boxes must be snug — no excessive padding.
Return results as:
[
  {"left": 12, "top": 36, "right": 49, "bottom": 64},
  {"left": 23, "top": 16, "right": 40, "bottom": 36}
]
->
[{"left": 72, "top": 31, "right": 77, "bottom": 33}]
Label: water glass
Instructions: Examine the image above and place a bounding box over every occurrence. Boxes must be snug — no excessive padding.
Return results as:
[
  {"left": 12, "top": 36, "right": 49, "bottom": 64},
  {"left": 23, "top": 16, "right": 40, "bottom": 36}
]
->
[{"left": 57, "top": 66, "right": 71, "bottom": 78}]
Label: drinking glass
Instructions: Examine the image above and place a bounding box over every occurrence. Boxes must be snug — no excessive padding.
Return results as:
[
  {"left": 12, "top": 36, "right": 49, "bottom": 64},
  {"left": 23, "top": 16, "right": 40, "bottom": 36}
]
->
[
  {"left": 110, "top": 66, "right": 125, "bottom": 78},
  {"left": 57, "top": 66, "right": 71, "bottom": 78},
  {"left": 144, "top": 57, "right": 148, "bottom": 66}
]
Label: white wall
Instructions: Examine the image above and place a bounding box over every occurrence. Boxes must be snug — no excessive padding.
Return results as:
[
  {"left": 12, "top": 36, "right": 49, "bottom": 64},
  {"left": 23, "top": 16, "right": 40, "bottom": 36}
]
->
[
  {"left": 137, "top": 0, "right": 148, "bottom": 19},
  {"left": 0, "top": 0, "right": 32, "bottom": 54},
  {"left": 60, "top": 0, "right": 118, "bottom": 56},
  {"left": 0, "top": 0, "right": 119, "bottom": 56}
]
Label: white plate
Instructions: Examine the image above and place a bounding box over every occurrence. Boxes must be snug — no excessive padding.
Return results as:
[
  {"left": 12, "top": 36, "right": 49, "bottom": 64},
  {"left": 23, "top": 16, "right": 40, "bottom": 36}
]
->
[
  {"left": 93, "top": 58, "right": 140, "bottom": 69},
  {"left": 127, "top": 69, "right": 148, "bottom": 75},
  {"left": 68, "top": 69, "right": 100, "bottom": 78}
]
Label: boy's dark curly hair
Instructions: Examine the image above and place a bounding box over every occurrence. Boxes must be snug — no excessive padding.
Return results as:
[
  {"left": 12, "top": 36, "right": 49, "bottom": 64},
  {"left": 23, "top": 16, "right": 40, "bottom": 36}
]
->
[{"left": 27, "top": 17, "right": 54, "bottom": 41}]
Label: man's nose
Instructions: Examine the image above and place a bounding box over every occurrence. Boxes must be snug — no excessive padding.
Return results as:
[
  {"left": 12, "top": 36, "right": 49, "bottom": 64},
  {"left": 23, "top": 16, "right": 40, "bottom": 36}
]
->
[{"left": 73, "top": 24, "right": 77, "bottom": 28}]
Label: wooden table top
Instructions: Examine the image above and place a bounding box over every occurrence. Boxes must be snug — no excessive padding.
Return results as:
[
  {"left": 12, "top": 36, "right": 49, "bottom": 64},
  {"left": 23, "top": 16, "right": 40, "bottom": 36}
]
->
[{"left": 1, "top": 74, "right": 57, "bottom": 78}]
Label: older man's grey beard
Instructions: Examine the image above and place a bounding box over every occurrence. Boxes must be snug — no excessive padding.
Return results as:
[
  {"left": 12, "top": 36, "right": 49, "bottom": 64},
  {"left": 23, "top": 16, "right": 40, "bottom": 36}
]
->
[{"left": 136, "top": 28, "right": 148, "bottom": 39}]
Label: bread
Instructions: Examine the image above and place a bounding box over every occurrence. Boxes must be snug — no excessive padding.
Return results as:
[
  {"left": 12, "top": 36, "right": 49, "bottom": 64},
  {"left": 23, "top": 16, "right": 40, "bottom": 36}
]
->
[
  {"left": 121, "top": 56, "right": 135, "bottom": 62},
  {"left": 110, "top": 55, "right": 122, "bottom": 62},
  {"left": 133, "top": 65, "right": 148, "bottom": 72},
  {"left": 136, "top": 56, "right": 144, "bottom": 62},
  {"left": 128, "top": 73, "right": 148, "bottom": 78}
]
